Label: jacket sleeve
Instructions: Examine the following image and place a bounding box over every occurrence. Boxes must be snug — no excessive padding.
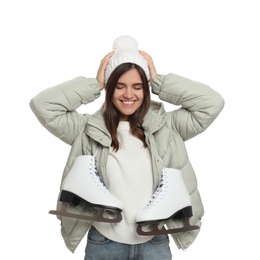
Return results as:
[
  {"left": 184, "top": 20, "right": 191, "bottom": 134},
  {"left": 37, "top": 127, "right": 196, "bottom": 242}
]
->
[
  {"left": 151, "top": 73, "right": 225, "bottom": 141},
  {"left": 29, "top": 77, "right": 101, "bottom": 145}
]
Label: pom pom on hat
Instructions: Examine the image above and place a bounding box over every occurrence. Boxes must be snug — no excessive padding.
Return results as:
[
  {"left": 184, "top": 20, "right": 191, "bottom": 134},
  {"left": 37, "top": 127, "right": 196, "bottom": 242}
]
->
[
  {"left": 105, "top": 35, "right": 150, "bottom": 83},
  {"left": 112, "top": 35, "right": 138, "bottom": 51}
]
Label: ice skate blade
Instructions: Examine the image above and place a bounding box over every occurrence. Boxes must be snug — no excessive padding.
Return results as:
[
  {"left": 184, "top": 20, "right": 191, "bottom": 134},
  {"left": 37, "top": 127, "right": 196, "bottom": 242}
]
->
[
  {"left": 49, "top": 204, "right": 122, "bottom": 223},
  {"left": 137, "top": 219, "right": 199, "bottom": 236}
]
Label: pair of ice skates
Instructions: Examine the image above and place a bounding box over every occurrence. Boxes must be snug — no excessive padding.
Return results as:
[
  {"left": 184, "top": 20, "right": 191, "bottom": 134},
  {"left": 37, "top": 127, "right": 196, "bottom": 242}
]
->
[{"left": 49, "top": 155, "right": 199, "bottom": 235}]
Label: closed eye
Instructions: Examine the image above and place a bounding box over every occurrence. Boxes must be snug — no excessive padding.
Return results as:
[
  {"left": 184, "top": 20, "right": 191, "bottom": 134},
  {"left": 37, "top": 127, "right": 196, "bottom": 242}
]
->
[
  {"left": 133, "top": 83, "right": 143, "bottom": 90},
  {"left": 116, "top": 82, "right": 143, "bottom": 90}
]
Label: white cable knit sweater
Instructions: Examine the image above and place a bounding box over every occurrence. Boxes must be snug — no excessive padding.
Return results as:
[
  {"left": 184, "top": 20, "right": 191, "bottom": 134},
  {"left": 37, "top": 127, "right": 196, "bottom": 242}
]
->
[{"left": 93, "top": 121, "right": 154, "bottom": 244}]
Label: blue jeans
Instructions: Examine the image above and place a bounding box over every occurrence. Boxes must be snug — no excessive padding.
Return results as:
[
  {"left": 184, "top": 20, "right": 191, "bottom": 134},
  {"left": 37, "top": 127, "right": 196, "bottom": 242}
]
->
[{"left": 84, "top": 226, "right": 172, "bottom": 260}]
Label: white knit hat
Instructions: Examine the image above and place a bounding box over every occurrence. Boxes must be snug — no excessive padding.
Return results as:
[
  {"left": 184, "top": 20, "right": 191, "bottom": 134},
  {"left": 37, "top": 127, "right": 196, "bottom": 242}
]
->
[{"left": 105, "top": 35, "right": 150, "bottom": 83}]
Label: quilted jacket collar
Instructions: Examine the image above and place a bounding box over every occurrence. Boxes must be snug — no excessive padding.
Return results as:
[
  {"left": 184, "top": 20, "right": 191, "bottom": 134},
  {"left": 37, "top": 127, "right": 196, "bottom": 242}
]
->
[{"left": 85, "top": 101, "right": 168, "bottom": 146}]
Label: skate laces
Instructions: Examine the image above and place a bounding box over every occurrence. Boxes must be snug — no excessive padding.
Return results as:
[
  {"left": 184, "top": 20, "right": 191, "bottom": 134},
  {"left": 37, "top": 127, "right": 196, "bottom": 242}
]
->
[
  {"left": 147, "top": 168, "right": 169, "bottom": 207},
  {"left": 89, "top": 158, "right": 109, "bottom": 193}
]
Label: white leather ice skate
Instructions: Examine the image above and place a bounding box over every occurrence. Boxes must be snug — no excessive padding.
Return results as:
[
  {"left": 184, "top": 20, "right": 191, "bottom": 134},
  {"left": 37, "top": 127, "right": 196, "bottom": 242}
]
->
[
  {"left": 136, "top": 168, "right": 199, "bottom": 235},
  {"left": 49, "top": 155, "right": 123, "bottom": 223}
]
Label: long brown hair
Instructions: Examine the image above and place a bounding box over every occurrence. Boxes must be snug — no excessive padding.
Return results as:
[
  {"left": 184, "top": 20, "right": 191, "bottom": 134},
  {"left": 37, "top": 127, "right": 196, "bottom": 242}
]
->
[{"left": 104, "top": 63, "right": 150, "bottom": 151}]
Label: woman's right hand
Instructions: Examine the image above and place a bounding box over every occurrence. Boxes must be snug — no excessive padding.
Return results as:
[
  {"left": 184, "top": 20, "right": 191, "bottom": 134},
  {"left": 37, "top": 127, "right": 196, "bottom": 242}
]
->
[{"left": 96, "top": 51, "right": 114, "bottom": 90}]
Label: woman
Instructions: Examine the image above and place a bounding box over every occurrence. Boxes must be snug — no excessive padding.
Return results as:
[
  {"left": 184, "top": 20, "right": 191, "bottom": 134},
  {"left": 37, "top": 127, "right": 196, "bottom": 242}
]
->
[{"left": 30, "top": 35, "right": 224, "bottom": 259}]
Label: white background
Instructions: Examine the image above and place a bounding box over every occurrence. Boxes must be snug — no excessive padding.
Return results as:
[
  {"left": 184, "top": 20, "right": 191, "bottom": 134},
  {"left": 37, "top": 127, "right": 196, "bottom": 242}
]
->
[{"left": 1, "top": 0, "right": 259, "bottom": 259}]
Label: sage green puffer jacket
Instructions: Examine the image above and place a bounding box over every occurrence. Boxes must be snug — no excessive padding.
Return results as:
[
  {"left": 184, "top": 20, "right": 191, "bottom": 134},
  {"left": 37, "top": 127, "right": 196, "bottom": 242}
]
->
[{"left": 30, "top": 73, "right": 224, "bottom": 252}]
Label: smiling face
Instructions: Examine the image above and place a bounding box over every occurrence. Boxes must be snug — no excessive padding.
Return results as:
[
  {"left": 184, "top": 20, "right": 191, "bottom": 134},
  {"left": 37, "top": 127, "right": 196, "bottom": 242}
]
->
[{"left": 112, "top": 68, "right": 144, "bottom": 121}]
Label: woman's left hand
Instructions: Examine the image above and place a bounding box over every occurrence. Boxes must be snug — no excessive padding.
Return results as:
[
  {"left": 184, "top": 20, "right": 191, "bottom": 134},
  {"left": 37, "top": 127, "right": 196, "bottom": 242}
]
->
[{"left": 139, "top": 50, "right": 157, "bottom": 84}]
